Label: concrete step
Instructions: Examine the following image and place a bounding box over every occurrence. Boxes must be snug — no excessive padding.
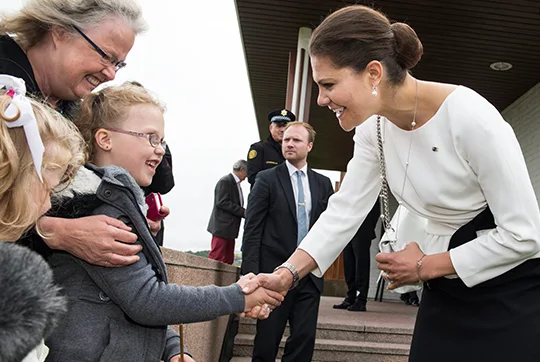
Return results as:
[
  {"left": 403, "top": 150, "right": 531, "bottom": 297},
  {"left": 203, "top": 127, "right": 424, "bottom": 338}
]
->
[
  {"left": 233, "top": 334, "right": 409, "bottom": 362},
  {"left": 239, "top": 317, "right": 413, "bottom": 345}
]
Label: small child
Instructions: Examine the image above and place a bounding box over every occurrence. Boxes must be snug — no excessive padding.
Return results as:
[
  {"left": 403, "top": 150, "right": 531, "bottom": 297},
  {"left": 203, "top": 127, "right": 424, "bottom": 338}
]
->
[
  {"left": 41, "top": 83, "right": 282, "bottom": 362},
  {"left": 0, "top": 76, "right": 85, "bottom": 241},
  {"left": 0, "top": 74, "right": 85, "bottom": 362}
]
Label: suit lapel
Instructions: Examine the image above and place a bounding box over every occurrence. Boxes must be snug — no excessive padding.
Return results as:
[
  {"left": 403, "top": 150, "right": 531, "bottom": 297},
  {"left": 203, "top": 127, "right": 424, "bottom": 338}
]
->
[
  {"left": 228, "top": 174, "right": 240, "bottom": 205},
  {"left": 307, "top": 168, "right": 319, "bottom": 228},
  {"left": 277, "top": 164, "right": 297, "bottom": 223}
]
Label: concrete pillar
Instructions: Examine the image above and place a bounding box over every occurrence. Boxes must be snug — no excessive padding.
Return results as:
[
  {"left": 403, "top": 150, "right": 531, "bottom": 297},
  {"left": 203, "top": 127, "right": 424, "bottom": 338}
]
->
[{"left": 285, "top": 27, "right": 313, "bottom": 122}]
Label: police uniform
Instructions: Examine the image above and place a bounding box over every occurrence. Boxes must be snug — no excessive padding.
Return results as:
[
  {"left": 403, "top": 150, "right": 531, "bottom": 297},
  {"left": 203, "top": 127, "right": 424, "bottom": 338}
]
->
[{"left": 247, "top": 109, "right": 296, "bottom": 187}]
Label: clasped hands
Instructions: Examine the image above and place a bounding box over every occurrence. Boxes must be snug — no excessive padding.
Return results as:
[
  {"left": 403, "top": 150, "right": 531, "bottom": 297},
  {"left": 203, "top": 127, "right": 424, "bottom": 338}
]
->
[{"left": 235, "top": 270, "right": 294, "bottom": 319}]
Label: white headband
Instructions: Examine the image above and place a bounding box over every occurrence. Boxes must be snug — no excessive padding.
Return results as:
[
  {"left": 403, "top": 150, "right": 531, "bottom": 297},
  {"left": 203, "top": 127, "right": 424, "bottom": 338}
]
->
[{"left": 0, "top": 75, "right": 45, "bottom": 182}]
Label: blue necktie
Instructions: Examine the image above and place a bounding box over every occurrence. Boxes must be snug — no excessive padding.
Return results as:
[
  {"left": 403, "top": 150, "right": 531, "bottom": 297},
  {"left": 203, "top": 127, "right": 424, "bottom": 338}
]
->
[{"left": 296, "top": 170, "right": 308, "bottom": 245}]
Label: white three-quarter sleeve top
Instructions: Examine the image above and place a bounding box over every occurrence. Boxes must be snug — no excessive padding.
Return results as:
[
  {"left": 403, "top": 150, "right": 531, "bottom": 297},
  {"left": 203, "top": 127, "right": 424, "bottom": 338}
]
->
[{"left": 299, "top": 86, "right": 540, "bottom": 287}]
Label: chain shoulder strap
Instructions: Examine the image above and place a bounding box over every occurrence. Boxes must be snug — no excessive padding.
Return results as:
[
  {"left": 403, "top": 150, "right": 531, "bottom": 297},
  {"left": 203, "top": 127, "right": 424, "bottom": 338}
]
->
[{"left": 376, "top": 115, "right": 393, "bottom": 235}]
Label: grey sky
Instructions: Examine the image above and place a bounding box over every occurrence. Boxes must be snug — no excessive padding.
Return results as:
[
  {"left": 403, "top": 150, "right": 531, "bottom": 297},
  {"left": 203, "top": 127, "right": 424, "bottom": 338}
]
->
[{"left": 5, "top": 0, "right": 339, "bottom": 251}]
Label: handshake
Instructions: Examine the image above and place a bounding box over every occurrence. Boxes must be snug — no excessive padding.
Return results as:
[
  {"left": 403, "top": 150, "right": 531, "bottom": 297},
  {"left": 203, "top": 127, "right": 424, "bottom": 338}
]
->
[{"left": 235, "top": 270, "right": 295, "bottom": 319}]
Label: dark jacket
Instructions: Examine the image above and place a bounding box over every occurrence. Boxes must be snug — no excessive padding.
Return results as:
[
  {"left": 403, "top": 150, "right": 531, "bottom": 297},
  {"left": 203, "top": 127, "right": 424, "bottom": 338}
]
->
[
  {"left": 34, "top": 165, "right": 244, "bottom": 362},
  {"left": 0, "top": 35, "right": 77, "bottom": 117},
  {"left": 242, "top": 163, "right": 334, "bottom": 293},
  {"left": 247, "top": 135, "right": 285, "bottom": 187},
  {"left": 207, "top": 173, "right": 245, "bottom": 239}
]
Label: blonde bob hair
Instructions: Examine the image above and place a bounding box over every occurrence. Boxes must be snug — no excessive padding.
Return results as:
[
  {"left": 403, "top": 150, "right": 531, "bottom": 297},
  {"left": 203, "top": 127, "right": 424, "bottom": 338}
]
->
[
  {"left": 0, "top": 93, "right": 86, "bottom": 241},
  {"left": 75, "top": 82, "right": 165, "bottom": 161},
  {"left": 0, "top": 0, "right": 146, "bottom": 50}
]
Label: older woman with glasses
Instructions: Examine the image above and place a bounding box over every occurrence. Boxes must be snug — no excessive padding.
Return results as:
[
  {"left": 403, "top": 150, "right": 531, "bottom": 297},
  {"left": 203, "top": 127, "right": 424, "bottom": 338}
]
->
[{"left": 0, "top": 0, "right": 169, "bottom": 268}]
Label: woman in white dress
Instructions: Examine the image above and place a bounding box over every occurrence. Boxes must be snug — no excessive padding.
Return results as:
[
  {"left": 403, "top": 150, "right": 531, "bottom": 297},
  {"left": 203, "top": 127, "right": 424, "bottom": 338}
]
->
[{"left": 252, "top": 5, "right": 540, "bottom": 361}]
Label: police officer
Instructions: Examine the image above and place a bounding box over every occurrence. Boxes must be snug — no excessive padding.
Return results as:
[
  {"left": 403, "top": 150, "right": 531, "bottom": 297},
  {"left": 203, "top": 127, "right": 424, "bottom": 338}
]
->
[{"left": 247, "top": 108, "right": 296, "bottom": 187}]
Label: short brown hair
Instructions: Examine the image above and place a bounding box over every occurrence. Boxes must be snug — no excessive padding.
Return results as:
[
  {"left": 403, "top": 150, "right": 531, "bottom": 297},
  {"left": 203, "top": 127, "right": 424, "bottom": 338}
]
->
[
  {"left": 74, "top": 82, "right": 165, "bottom": 161},
  {"left": 284, "top": 121, "right": 316, "bottom": 143},
  {"left": 309, "top": 5, "right": 423, "bottom": 85}
]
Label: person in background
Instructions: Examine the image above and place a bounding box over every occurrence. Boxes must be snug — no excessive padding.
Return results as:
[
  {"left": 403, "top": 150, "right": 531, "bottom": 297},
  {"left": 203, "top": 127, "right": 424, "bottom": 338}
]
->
[
  {"left": 333, "top": 201, "right": 380, "bottom": 312},
  {"left": 246, "top": 108, "right": 295, "bottom": 188},
  {"left": 242, "top": 122, "right": 334, "bottom": 362},
  {"left": 208, "top": 159, "right": 247, "bottom": 265}
]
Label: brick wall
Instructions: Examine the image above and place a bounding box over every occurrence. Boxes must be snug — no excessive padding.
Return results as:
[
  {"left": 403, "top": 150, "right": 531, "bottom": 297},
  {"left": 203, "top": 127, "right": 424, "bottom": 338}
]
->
[{"left": 502, "top": 82, "right": 540, "bottom": 204}]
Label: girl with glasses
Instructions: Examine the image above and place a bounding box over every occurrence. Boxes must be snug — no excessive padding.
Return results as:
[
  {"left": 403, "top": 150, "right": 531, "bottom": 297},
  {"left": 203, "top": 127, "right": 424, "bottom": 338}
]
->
[{"left": 30, "top": 83, "right": 283, "bottom": 362}]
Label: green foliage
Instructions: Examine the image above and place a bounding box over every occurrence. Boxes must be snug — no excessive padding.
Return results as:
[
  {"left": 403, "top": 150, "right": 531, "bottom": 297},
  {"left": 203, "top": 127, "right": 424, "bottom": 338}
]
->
[
  {"left": 184, "top": 250, "right": 243, "bottom": 267},
  {"left": 184, "top": 250, "right": 210, "bottom": 258}
]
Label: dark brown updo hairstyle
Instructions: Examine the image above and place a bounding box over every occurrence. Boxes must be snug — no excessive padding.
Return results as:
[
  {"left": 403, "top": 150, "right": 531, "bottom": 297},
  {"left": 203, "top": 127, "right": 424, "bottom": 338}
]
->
[{"left": 309, "top": 5, "right": 423, "bottom": 85}]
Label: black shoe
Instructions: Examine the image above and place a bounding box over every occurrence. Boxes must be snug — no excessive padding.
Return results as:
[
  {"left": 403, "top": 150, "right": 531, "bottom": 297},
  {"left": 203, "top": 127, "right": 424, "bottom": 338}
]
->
[
  {"left": 333, "top": 299, "right": 353, "bottom": 309},
  {"left": 347, "top": 300, "right": 367, "bottom": 312},
  {"left": 400, "top": 293, "right": 412, "bottom": 305}
]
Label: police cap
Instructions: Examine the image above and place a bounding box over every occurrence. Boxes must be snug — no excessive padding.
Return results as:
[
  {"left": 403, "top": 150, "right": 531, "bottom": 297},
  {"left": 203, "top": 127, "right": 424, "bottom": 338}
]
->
[{"left": 267, "top": 109, "right": 296, "bottom": 124}]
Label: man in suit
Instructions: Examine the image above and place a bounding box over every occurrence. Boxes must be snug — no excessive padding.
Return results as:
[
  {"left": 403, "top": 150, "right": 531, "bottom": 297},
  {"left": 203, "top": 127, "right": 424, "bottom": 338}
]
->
[
  {"left": 242, "top": 122, "right": 334, "bottom": 362},
  {"left": 207, "top": 160, "right": 247, "bottom": 264},
  {"left": 247, "top": 109, "right": 296, "bottom": 188}
]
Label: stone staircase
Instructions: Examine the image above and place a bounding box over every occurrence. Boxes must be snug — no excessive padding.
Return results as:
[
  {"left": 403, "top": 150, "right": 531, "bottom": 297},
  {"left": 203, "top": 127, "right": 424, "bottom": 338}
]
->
[{"left": 231, "top": 297, "right": 417, "bottom": 362}]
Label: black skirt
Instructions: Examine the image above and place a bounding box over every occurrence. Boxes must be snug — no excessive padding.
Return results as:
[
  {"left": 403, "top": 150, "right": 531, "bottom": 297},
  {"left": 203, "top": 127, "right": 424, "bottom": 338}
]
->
[{"left": 409, "top": 208, "right": 540, "bottom": 362}]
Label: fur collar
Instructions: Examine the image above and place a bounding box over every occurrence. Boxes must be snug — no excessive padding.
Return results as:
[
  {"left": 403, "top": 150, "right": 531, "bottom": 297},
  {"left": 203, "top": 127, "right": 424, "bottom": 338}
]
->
[{"left": 54, "top": 164, "right": 148, "bottom": 215}]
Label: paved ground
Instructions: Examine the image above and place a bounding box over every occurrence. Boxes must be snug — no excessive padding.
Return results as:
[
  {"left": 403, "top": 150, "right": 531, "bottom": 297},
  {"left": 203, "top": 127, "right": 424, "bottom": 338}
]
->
[{"left": 317, "top": 296, "right": 418, "bottom": 330}]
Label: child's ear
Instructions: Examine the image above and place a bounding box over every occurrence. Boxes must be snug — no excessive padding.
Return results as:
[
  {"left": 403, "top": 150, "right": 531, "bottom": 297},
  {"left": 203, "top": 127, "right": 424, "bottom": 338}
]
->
[{"left": 95, "top": 129, "right": 112, "bottom": 151}]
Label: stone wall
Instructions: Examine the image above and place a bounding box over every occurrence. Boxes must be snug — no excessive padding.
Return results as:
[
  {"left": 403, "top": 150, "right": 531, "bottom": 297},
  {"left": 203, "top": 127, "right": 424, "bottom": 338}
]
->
[{"left": 163, "top": 248, "right": 239, "bottom": 361}]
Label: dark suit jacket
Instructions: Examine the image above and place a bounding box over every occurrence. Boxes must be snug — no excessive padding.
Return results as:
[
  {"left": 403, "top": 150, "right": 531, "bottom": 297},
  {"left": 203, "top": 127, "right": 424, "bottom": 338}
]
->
[
  {"left": 207, "top": 174, "right": 245, "bottom": 239},
  {"left": 242, "top": 163, "right": 334, "bottom": 292}
]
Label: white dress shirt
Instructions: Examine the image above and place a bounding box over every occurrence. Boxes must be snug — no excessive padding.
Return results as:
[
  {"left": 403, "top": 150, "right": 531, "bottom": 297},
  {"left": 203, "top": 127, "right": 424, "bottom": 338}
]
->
[
  {"left": 231, "top": 172, "right": 244, "bottom": 207},
  {"left": 299, "top": 86, "right": 540, "bottom": 287},
  {"left": 286, "top": 160, "right": 312, "bottom": 227}
]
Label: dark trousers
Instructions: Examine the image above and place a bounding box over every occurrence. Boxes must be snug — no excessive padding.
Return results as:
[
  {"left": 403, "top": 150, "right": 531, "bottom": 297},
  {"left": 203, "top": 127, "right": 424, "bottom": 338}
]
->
[
  {"left": 252, "top": 277, "right": 320, "bottom": 362},
  {"left": 343, "top": 202, "right": 380, "bottom": 303}
]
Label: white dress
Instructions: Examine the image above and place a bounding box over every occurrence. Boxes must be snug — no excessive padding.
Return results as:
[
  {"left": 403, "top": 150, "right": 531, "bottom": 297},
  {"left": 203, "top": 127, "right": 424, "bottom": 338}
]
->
[{"left": 299, "top": 86, "right": 540, "bottom": 287}]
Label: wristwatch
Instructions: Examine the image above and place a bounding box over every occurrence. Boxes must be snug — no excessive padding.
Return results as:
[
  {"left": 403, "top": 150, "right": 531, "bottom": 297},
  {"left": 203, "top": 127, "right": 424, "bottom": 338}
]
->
[{"left": 274, "top": 262, "right": 300, "bottom": 290}]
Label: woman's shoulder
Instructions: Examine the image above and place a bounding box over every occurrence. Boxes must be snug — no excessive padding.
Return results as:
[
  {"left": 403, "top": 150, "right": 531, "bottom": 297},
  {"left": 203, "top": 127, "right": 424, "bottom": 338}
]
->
[
  {"left": 445, "top": 86, "right": 499, "bottom": 116},
  {"left": 443, "top": 86, "right": 507, "bottom": 133}
]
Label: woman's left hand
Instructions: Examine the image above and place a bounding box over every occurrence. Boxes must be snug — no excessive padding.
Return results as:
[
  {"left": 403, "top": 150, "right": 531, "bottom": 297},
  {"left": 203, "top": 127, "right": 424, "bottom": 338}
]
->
[
  {"left": 170, "top": 354, "right": 196, "bottom": 362},
  {"left": 375, "top": 242, "right": 425, "bottom": 290}
]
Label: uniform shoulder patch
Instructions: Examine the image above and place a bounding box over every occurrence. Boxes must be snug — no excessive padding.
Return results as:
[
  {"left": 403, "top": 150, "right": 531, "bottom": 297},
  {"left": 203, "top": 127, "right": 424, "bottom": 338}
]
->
[{"left": 248, "top": 149, "right": 258, "bottom": 159}]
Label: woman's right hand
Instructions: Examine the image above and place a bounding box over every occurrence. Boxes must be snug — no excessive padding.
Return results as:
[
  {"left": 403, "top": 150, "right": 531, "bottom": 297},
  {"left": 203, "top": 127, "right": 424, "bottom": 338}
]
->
[{"left": 39, "top": 215, "right": 140, "bottom": 266}]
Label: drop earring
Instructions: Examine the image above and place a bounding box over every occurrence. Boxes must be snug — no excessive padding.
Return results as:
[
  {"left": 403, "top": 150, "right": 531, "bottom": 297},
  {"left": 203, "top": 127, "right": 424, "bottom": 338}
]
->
[{"left": 371, "top": 86, "right": 378, "bottom": 97}]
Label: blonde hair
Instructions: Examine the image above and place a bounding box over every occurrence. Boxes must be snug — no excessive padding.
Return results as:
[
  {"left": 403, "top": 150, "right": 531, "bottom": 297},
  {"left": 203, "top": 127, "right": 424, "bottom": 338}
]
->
[
  {"left": 0, "top": 93, "right": 86, "bottom": 241},
  {"left": 284, "top": 121, "right": 317, "bottom": 143},
  {"left": 75, "top": 82, "right": 165, "bottom": 161},
  {"left": 0, "top": 0, "right": 146, "bottom": 50}
]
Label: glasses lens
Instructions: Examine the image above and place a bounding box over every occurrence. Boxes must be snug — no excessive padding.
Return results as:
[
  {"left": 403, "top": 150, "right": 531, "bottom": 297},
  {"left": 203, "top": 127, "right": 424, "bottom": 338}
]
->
[
  {"left": 149, "top": 134, "right": 160, "bottom": 148},
  {"left": 115, "top": 61, "right": 127, "bottom": 72}
]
